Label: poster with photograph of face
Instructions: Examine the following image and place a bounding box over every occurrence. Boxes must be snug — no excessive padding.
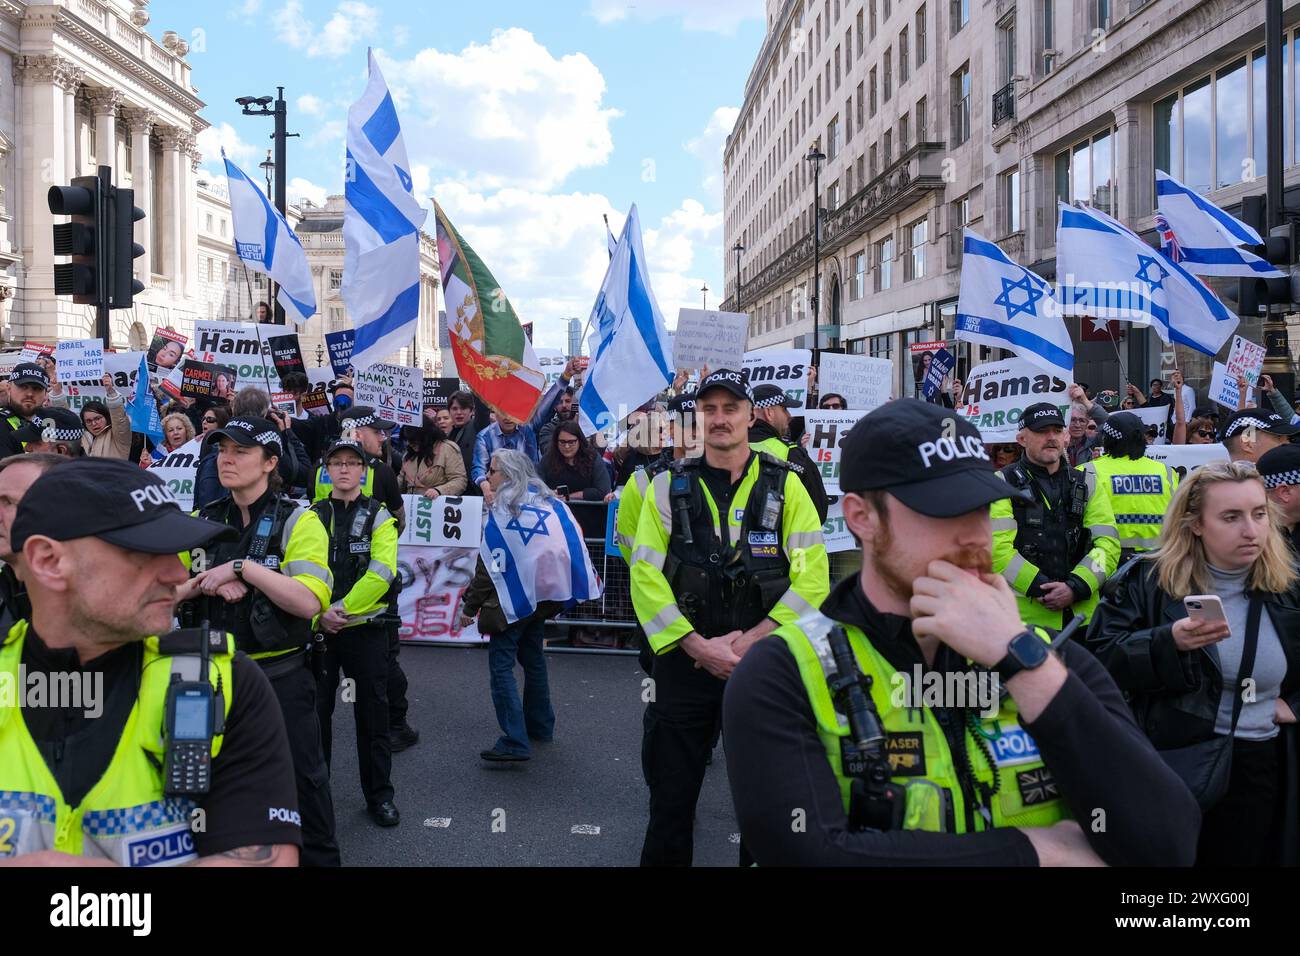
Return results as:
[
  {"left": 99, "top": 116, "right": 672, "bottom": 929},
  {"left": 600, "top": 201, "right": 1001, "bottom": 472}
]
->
[
  {"left": 909, "top": 341, "right": 948, "bottom": 393},
  {"left": 147, "top": 329, "right": 188, "bottom": 372}
]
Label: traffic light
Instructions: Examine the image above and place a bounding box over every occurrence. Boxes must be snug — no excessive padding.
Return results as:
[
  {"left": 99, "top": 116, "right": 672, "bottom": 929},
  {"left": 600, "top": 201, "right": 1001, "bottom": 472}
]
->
[
  {"left": 48, "top": 173, "right": 103, "bottom": 306},
  {"left": 110, "top": 185, "right": 146, "bottom": 309}
]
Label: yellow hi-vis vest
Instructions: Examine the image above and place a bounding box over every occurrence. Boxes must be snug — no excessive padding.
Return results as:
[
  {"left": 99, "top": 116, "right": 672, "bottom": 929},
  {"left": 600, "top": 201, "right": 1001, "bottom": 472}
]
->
[
  {"left": 313, "top": 463, "right": 374, "bottom": 503},
  {"left": 749, "top": 435, "right": 791, "bottom": 461},
  {"left": 0, "top": 621, "right": 234, "bottom": 864},
  {"left": 776, "top": 612, "right": 1069, "bottom": 832},
  {"left": 1078, "top": 454, "right": 1178, "bottom": 554}
]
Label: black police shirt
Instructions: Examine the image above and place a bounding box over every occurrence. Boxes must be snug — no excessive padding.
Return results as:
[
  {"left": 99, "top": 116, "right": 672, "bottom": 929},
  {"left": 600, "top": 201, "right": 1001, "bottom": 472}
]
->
[
  {"left": 366, "top": 453, "right": 405, "bottom": 517},
  {"left": 20, "top": 627, "right": 303, "bottom": 855}
]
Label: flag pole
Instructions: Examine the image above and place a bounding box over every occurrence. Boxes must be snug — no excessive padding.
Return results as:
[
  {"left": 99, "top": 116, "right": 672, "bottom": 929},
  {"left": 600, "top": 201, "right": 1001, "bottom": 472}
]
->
[
  {"left": 1105, "top": 321, "right": 1131, "bottom": 395},
  {"left": 241, "top": 263, "right": 256, "bottom": 322}
]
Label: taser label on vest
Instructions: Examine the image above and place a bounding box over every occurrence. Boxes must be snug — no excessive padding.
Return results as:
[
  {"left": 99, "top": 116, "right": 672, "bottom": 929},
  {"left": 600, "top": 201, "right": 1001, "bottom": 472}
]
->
[
  {"left": 1111, "top": 474, "right": 1163, "bottom": 496},
  {"left": 991, "top": 726, "right": 1041, "bottom": 767}
]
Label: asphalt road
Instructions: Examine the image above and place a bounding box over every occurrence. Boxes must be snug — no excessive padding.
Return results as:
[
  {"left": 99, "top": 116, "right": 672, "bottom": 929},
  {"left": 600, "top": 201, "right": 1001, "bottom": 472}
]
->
[{"left": 328, "top": 643, "right": 742, "bottom": 866}]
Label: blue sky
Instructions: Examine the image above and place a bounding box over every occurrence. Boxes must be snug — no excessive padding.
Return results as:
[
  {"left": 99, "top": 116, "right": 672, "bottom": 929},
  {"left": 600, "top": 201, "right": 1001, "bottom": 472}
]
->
[{"left": 153, "top": 0, "right": 766, "bottom": 351}]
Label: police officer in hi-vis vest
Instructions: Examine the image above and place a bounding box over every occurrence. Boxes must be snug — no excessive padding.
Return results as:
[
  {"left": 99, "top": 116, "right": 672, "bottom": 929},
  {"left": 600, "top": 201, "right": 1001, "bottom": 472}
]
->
[
  {"left": 176, "top": 416, "right": 340, "bottom": 866},
  {"left": 1078, "top": 412, "right": 1178, "bottom": 562},
  {"left": 0, "top": 460, "right": 302, "bottom": 866},
  {"left": 721, "top": 400, "right": 1200, "bottom": 866}
]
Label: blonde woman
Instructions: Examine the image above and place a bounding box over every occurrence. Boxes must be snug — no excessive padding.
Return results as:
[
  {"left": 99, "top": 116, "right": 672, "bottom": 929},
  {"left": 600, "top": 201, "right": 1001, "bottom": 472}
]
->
[
  {"left": 1086, "top": 461, "right": 1300, "bottom": 866},
  {"left": 141, "top": 412, "right": 196, "bottom": 466}
]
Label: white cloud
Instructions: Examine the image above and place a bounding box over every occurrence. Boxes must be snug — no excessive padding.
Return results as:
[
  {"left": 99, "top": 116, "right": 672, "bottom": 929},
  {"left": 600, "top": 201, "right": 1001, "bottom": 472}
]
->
[
  {"left": 231, "top": 0, "right": 262, "bottom": 18},
  {"left": 588, "top": 0, "right": 763, "bottom": 34},
  {"left": 685, "top": 106, "right": 740, "bottom": 203},
  {"left": 273, "top": 0, "right": 378, "bottom": 58},
  {"left": 378, "top": 28, "right": 621, "bottom": 192},
  {"left": 296, "top": 94, "right": 325, "bottom": 116},
  {"left": 196, "top": 121, "right": 258, "bottom": 167},
  {"left": 288, "top": 177, "right": 329, "bottom": 207}
]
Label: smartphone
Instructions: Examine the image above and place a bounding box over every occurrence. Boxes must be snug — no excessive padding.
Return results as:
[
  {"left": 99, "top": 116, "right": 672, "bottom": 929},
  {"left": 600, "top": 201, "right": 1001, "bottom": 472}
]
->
[
  {"left": 1184, "top": 595, "right": 1229, "bottom": 631},
  {"left": 556, "top": 484, "right": 570, "bottom": 499}
]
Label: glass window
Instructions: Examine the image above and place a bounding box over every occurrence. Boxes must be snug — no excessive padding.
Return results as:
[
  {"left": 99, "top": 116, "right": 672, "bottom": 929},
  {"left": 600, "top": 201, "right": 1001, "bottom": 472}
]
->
[
  {"left": 835, "top": 45, "right": 842, "bottom": 89},
  {"left": 1005, "top": 168, "right": 1021, "bottom": 233},
  {"left": 917, "top": 5, "right": 927, "bottom": 66},
  {"left": 1183, "top": 75, "right": 1212, "bottom": 194},
  {"left": 917, "top": 96, "right": 928, "bottom": 140},
  {"left": 1042, "top": 0, "right": 1054, "bottom": 74},
  {"left": 884, "top": 130, "right": 892, "bottom": 166},
  {"left": 1091, "top": 130, "right": 1113, "bottom": 215},
  {"left": 1154, "top": 93, "right": 1179, "bottom": 178},
  {"left": 857, "top": 10, "right": 864, "bottom": 57},
  {"left": 908, "top": 219, "right": 927, "bottom": 281},
  {"left": 870, "top": 68, "right": 878, "bottom": 115},
  {"left": 1054, "top": 150, "right": 1070, "bottom": 202},
  {"left": 900, "top": 112, "right": 910, "bottom": 148},
  {"left": 330, "top": 269, "right": 343, "bottom": 290},
  {"left": 853, "top": 250, "right": 867, "bottom": 300},
  {"left": 1216, "top": 58, "right": 1248, "bottom": 189},
  {"left": 884, "top": 50, "right": 892, "bottom": 101},
  {"left": 828, "top": 116, "right": 841, "bottom": 160},
  {"left": 869, "top": 333, "right": 893, "bottom": 359},
  {"left": 900, "top": 28, "right": 909, "bottom": 83},
  {"left": 950, "top": 64, "right": 971, "bottom": 145},
  {"left": 951, "top": 0, "right": 969, "bottom": 34},
  {"left": 876, "top": 236, "right": 894, "bottom": 291},
  {"left": 857, "top": 81, "right": 865, "bottom": 127},
  {"left": 870, "top": 0, "right": 877, "bottom": 39},
  {"left": 1071, "top": 140, "right": 1090, "bottom": 204},
  {"left": 870, "top": 144, "right": 878, "bottom": 178}
]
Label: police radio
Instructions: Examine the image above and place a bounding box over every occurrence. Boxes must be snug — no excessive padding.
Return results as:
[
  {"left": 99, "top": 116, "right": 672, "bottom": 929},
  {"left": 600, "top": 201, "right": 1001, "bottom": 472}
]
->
[{"left": 160, "top": 625, "right": 224, "bottom": 796}]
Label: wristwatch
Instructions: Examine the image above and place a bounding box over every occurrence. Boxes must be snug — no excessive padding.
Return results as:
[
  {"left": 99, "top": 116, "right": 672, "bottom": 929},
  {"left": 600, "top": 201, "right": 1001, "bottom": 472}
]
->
[
  {"left": 232, "top": 559, "right": 245, "bottom": 581},
  {"left": 993, "top": 630, "right": 1051, "bottom": 682}
]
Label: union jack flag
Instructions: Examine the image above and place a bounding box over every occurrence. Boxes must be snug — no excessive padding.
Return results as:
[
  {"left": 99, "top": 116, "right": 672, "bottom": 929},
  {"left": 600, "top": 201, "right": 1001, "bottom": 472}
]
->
[{"left": 1154, "top": 212, "right": 1183, "bottom": 263}]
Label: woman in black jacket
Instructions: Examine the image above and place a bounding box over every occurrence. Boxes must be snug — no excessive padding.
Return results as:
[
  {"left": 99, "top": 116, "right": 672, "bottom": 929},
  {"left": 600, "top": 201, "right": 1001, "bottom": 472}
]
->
[
  {"left": 1087, "top": 461, "right": 1300, "bottom": 866},
  {"left": 539, "top": 421, "right": 611, "bottom": 502}
]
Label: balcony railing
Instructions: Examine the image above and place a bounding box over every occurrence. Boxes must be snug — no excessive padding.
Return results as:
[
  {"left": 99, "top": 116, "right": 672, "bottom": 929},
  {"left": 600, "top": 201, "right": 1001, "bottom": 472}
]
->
[{"left": 992, "top": 81, "right": 1016, "bottom": 127}]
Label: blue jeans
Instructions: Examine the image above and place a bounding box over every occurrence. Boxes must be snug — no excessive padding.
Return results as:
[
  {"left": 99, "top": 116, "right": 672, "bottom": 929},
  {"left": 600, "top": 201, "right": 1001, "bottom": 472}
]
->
[{"left": 487, "top": 616, "right": 555, "bottom": 755}]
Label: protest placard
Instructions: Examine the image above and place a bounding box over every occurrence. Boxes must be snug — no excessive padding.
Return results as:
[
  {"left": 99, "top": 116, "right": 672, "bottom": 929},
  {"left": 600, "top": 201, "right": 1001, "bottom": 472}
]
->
[
  {"left": 910, "top": 341, "right": 948, "bottom": 392},
  {"left": 267, "top": 333, "right": 306, "bottom": 381},
  {"left": 192, "top": 320, "right": 278, "bottom": 392},
  {"left": 325, "top": 329, "right": 355, "bottom": 377},
  {"left": 54, "top": 338, "right": 103, "bottom": 381},
  {"left": 922, "top": 348, "right": 956, "bottom": 400},
  {"left": 355, "top": 362, "right": 422, "bottom": 427},
  {"left": 59, "top": 352, "right": 147, "bottom": 412},
  {"left": 955, "top": 357, "right": 1071, "bottom": 442},
  {"left": 1224, "top": 335, "right": 1267, "bottom": 389},
  {"left": 1208, "top": 361, "right": 1255, "bottom": 410},
  {"left": 146, "top": 437, "right": 204, "bottom": 511},
  {"left": 741, "top": 348, "right": 812, "bottom": 406},
  {"left": 821, "top": 499, "right": 857, "bottom": 554},
  {"left": 18, "top": 341, "right": 53, "bottom": 363},
  {"left": 1131, "top": 406, "right": 1171, "bottom": 444},
  {"left": 303, "top": 366, "right": 332, "bottom": 415},
  {"left": 423, "top": 377, "right": 460, "bottom": 408},
  {"left": 1145, "top": 442, "right": 1229, "bottom": 480},
  {"left": 803, "top": 410, "right": 862, "bottom": 496},
  {"left": 673, "top": 309, "right": 748, "bottom": 370},
  {"left": 146, "top": 329, "right": 187, "bottom": 371},
  {"left": 535, "top": 348, "right": 567, "bottom": 389},
  {"left": 181, "top": 361, "right": 238, "bottom": 400},
  {"left": 397, "top": 494, "right": 487, "bottom": 644},
  {"left": 819, "top": 352, "right": 893, "bottom": 411}
]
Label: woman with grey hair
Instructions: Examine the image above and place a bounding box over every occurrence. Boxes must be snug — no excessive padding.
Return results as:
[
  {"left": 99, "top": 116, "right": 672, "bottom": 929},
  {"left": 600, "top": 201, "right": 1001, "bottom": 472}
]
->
[{"left": 461, "top": 448, "right": 563, "bottom": 761}]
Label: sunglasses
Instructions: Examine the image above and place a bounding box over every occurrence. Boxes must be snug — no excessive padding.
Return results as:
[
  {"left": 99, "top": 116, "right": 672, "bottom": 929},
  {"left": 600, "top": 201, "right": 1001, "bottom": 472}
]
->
[
  {"left": 1195, "top": 429, "right": 1215, "bottom": 438},
  {"left": 557, "top": 438, "right": 580, "bottom": 446},
  {"left": 202, "top": 416, "right": 218, "bottom": 424}
]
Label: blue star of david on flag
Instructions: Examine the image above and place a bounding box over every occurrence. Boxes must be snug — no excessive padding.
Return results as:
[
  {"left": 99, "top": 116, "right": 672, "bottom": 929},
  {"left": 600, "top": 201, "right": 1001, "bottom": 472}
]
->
[
  {"left": 506, "top": 504, "right": 551, "bottom": 545},
  {"left": 1134, "top": 254, "right": 1170, "bottom": 293},
  {"left": 992, "top": 274, "right": 1045, "bottom": 322}
]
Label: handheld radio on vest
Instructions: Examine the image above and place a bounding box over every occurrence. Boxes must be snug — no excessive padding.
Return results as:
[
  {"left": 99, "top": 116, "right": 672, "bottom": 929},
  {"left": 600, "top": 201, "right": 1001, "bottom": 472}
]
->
[
  {"left": 826, "top": 625, "right": 906, "bottom": 831},
  {"left": 162, "top": 624, "right": 220, "bottom": 796}
]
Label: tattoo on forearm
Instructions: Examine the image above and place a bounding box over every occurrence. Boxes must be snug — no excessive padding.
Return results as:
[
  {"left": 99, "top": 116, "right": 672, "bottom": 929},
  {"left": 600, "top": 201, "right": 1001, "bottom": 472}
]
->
[{"left": 218, "top": 844, "right": 280, "bottom": 864}]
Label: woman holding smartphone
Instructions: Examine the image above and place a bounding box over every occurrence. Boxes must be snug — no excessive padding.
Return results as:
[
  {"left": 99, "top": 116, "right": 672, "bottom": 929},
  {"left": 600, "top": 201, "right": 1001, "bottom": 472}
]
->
[{"left": 1086, "top": 461, "right": 1300, "bottom": 865}]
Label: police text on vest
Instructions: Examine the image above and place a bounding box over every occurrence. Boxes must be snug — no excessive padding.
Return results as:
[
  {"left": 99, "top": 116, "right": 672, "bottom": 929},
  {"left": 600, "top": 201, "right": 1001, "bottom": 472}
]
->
[{"left": 49, "top": 886, "right": 151, "bottom": 937}]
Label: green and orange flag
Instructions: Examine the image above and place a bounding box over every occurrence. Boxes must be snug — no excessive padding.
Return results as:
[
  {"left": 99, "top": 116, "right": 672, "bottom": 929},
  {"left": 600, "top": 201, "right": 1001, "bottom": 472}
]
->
[{"left": 434, "top": 201, "right": 545, "bottom": 421}]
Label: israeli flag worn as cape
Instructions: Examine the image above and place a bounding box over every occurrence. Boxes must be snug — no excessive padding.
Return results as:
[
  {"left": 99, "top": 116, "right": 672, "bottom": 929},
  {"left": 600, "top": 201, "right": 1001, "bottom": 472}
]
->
[
  {"left": 578, "top": 205, "right": 674, "bottom": 436},
  {"left": 481, "top": 492, "right": 603, "bottom": 625},
  {"left": 1056, "top": 201, "right": 1239, "bottom": 356},
  {"left": 1155, "top": 170, "right": 1286, "bottom": 278},
  {"left": 223, "top": 150, "right": 317, "bottom": 323},
  {"left": 955, "top": 228, "right": 1073, "bottom": 382}
]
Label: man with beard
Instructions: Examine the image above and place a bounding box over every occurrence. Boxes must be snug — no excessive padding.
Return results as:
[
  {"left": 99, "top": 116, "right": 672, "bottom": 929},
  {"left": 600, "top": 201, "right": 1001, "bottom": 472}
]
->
[
  {"left": 629, "top": 369, "right": 828, "bottom": 866},
  {"left": 721, "top": 399, "right": 1200, "bottom": 866},
  {"left": 0, "top": 364, "right": 51, "bottom": 458},
  {"left": 992, "top": 403, "right": 1119, "bottom": 631},
  {"left": 749, "top": 384, "right": 829, "bottom": 523}
]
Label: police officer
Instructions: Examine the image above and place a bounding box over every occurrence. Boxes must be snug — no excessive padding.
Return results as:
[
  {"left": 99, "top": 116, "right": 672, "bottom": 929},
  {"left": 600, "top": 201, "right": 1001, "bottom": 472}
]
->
[
  {"left": 721, "top": 399, "right": 1201, "bottom": 866},
  {"left": 1078, "top": 412, "right": 1178, "bottom": 562},
  {"left": 0, "top": 459, "right": 302, "bottom": 866},
  {"left": 749, "top": 383, "right": 829, "bottom": 523},
  {"left": 313, "top": 407, "right": 418, "bottom": 751},
  {"left": 991, "top": 402, "right": 1120, "bottom": 630},
  {"left": 0, "top": 454, "right": 69, "bottom": 635},
  {"left": 629, "top": 369, "right": 829, "bottom": 866},
  {"left": 313, "top": 437, "right": 401, "bottom": 827},
  {"left": 0, "top": 363, "right": 50, "bottom": 458},
  {"left": 11, "top": 408, "right": 86, "bottom": 459},
  {"left": 1258, "top": 444, "right": 1300, "bottom": 556},
  {"left": 175, "top": 415, "right": 340, "bottom": 866}
]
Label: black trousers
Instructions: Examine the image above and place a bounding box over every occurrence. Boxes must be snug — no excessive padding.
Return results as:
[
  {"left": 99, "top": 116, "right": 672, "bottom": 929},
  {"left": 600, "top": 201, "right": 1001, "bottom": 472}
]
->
[
  {"left": 1197, "top": 736, "right": 1281, "bottom": 867},
  {"left": 385, "top": 616, "right": 411, "bottom": 729},
  {"left": 266, "top": 657, "right": 340, "bottom": 867},
  {"left": 640, "top": 646, "right": 726, "bottom": 867},
  {"left": 317, "top": 623, "right": 394, "bottom": 808}
]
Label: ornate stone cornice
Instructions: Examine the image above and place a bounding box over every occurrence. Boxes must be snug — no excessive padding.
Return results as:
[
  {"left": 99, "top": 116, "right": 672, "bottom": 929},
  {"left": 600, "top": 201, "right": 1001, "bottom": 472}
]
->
[{"left": 85, "top": 86, "right": 126, "bottom": 116}]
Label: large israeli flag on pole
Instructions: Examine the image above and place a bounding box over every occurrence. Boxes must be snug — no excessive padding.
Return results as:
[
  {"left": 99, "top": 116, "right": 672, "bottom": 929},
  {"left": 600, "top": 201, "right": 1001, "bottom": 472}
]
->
[
  {"left": 344, "top": 49, "right": 428, "bottom": 370},
  {"left": 577, "top": 205, "right": 675, "bottom": 436},
  {"left": 955, "top": 228, "right": 1073, "bottom": 381},
  {"left": 1155, "top": 170, "right": 1286, "bottom": 278},
  {"left": 1056, "top": 201, "right": 1239, "bottom": 355},
  {"left": 223, "top": 150, "right": 316, "bottom": 323}
]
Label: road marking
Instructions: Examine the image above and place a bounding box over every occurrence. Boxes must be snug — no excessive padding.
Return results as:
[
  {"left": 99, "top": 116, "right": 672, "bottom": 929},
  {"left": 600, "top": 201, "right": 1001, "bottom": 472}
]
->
[
  {"left": 729, "top": 833, "right": 741, "bottom": 844},
  {"left": 571, "top": 824, "right": 601, "bottom": 835},
  {"left": 423, "top": 817, "right": 452, "bottom": 829}
]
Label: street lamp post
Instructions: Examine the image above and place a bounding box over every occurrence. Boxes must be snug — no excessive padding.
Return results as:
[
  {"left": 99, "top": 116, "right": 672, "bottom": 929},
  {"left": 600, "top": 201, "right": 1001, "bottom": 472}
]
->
[
  {"left": 701, "top": 282, "right": 709, "bottom": 309},
  {"left": 237, "top": 87, "right": 298, "bottom": 324},
  {"left": 805, "top": 144, "right": 827, "bottom": 375},
  {"left": 258, "top": 149, "right": 277, "bottom": 321},
  {"left": 732, "top": 240, "right": 745, "bottom": 310}
]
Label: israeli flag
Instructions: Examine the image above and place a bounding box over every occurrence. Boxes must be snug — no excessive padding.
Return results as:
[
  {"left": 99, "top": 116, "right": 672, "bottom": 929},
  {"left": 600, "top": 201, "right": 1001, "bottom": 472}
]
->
[
  {"left": 1056, "top": 201, "right": 1240, "bottom": 356},
  {"left": 344, "top": 49, "right": 428, "bottom": 370},
  {"left": 223, "top": 151, "right": 316, "bottom": 323},
  {"left": 1155, "top": 170, "right": 1285, "bottom": 278},
  {"left": 481, "top": 493, "right": 603, "bottom": 624},
  {"left": 955, "top": 228, "right": 1073, "bottom": 382},
  {"left": 578, "top": 204, "right": 675, "bottom": 436}
]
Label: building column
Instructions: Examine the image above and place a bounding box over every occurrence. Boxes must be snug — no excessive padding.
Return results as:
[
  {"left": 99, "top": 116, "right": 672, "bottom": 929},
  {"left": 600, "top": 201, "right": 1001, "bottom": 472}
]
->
[
  {"left": 183, "top": 135, "right": 200, "bottom": 302},
  {"left": 1113, "top": 104, "right": 1144, "bottom": 224},
  {"left": 86, "top": 87, "right": 123, "bottom": 172},
  {"left": 122, "top": 106, "right": 156, "bottom": 284},
  {"left": 156, "top": 126, "right": 186, "bottom": 295},
  {"left": 1023, "top": 152, "right": 1049, "bottom": 262},
  {"left": 60, "top": 68, "right": 84, "bottom": 180}
]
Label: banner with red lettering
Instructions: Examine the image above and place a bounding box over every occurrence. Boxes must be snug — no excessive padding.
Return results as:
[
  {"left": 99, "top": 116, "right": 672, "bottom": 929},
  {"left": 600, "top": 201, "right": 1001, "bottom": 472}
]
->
[{"left": 396, "top": 494, "right": 486, "bottom": 644}]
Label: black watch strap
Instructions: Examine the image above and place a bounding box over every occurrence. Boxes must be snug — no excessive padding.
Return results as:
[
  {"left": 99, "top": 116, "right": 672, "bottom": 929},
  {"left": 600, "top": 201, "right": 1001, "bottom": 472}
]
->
[{"left": 994, "top": 629, "right": 1050, "bottom": 682}]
